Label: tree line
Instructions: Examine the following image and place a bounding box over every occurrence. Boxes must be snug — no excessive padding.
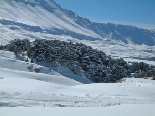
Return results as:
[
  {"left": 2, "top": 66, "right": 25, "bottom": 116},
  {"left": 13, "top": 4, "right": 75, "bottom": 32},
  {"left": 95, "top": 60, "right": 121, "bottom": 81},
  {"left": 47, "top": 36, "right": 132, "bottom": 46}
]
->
[{"left": 2, "top": 39, "right": 155, "bottom": 82}]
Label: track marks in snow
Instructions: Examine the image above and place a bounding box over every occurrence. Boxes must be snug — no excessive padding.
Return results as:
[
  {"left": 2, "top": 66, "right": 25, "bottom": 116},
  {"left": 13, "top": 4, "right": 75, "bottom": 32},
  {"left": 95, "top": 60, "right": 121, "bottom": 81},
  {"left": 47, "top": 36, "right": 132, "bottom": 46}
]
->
[{"left": 0, "top": 92, "right": 154, "bottom": 107}]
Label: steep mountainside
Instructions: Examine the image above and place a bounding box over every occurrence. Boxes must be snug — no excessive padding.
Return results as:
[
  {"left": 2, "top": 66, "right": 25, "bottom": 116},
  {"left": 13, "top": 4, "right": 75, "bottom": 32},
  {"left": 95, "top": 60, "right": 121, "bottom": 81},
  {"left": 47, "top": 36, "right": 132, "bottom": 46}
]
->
[
  {"left": 64, "top": 10, "right": 155, "bottom": 46},
  {"left": 0, "top": 0, "right": 155, "bottom": 46},
  {"left": 0, "top": 0, "right": 102, "bottom": 41}
]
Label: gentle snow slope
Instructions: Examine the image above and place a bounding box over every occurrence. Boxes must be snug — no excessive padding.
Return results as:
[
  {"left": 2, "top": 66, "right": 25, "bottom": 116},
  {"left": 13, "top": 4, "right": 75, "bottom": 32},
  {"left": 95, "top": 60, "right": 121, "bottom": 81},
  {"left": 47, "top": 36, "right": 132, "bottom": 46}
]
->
[
  {"left": 0, "top": 50, "right": 155, "bottom": 107},
  {"left": 1, "top": 105, "right": 155, "bottom": 116},
  {"left": 0, "top": 67, "right": 81, "bottom": 86},
  {"left": 0, "top": 50, "right": 90, "bottom": 84}
]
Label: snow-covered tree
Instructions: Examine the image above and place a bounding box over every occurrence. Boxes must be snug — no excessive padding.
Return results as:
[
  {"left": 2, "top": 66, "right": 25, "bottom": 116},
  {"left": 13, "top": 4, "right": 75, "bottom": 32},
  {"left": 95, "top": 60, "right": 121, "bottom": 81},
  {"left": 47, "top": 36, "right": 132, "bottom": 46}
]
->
[{"left": 6, "top": 39, "right": 147, "bottom": 82}]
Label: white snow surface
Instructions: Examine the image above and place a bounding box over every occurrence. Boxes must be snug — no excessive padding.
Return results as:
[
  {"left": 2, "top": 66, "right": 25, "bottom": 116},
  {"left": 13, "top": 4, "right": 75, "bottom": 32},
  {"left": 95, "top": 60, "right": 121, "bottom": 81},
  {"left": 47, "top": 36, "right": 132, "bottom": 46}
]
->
[
  {"left": 0, "top": 50, "right": 155, "bottom": 113},
  {"left": 1, "top": 105, "right": 155, "bottom": 116},
  {"left": 0, "top": 0, "right": 101, "bottom": 39}
]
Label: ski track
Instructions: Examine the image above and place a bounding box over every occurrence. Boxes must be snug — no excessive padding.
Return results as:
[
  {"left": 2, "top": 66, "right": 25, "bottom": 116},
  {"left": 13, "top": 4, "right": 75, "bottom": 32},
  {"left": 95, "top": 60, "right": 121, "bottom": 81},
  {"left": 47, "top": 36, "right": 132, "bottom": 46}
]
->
[{"left": 0, "top": 91, "right": 154, "bottom": 107}]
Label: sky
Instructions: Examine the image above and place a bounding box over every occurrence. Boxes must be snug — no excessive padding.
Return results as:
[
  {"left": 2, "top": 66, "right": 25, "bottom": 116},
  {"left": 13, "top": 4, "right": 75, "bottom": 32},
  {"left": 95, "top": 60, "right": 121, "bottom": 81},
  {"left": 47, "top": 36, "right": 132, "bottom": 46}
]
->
[{"left": 54, "top": 0, "right": 155, "bottom": 29}]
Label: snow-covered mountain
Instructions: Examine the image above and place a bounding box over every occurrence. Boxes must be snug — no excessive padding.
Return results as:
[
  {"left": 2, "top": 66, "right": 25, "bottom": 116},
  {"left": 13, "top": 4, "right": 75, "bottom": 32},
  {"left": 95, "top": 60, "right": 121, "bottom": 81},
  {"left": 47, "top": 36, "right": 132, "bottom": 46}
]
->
[
  {"left": 0, "top": 0, "right": 155, "bottom": 46},
  {"left": 1, "top": 0, "right": 155, "bottom": 113},
  {"left": 0, "top": 0, "right": 102, "bottom": 41},
  {"left": 0, "top": 0, "right": 155, "bottom": 62}
]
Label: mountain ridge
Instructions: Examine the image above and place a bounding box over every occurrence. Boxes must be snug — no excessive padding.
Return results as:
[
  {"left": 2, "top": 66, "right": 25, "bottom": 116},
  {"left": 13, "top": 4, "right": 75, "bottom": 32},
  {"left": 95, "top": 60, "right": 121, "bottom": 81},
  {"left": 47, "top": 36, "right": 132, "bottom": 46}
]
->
[
  {"left": 0, "top": 0, "right": 155, "bottom": 46},
  {"left": 62, "top": 7, "right": 155, "bottom": 46}
]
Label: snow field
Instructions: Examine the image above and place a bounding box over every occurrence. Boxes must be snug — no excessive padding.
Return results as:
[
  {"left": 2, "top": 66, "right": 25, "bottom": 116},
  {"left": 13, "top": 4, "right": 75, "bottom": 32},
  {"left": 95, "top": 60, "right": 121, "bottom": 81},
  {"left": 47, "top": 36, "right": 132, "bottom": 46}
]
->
[
  {"left": 0, "top": 44, "right": 155, "bottom": 115},
  {"left": 1, "top": 105, "right": 155, "bottom": 116},
  {"left": 0, "top": 50, "right": 155, "bottom": 108}
]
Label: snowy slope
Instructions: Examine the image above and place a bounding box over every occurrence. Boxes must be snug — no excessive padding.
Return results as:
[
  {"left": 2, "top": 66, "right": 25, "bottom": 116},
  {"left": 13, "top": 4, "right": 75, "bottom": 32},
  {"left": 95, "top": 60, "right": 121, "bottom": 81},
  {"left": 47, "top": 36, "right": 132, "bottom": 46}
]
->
[
  {"left": 0, "top": 50, "right": 155, "bottom": 109},
  {"left": 1, "top": 74, "right": 155, "bottom": 107},
  {"left": 0, "top": 67, "right": 82, "bottom": 86},
  {"left": 0, "top": 0, "right": 102, "bottom": 40},
  {"left": 0, "top": 50, "right": 90, "bottom": 84},
  {"left": 0, "top": 1, "right": 155, "bottom": 115},
  {"left": 0, "top": 0, "right": 155, "bottom": 62},
  {"left": 0, "top": 0, "right": 155, "bottom": 46},
  {"left": 1, "top": 105, "right": 155, "bottom": 116},
  {"left": 1, "top": 20, "right": 155, "bottom": 62}
]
